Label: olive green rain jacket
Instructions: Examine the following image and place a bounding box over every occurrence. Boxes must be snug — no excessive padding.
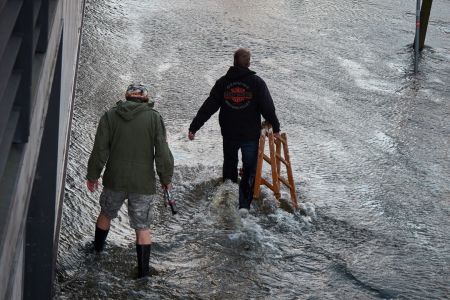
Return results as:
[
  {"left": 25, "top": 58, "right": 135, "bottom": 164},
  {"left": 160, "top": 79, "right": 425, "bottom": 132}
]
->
[{"left": 86, "top": 99, "right": 174, "bottom": 194}]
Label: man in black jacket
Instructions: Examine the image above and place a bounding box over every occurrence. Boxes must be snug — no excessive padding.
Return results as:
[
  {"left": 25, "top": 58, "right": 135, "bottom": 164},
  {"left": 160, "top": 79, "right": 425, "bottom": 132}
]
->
[{"left": 188, "top": 48, "right": 280, "bottom": 210}]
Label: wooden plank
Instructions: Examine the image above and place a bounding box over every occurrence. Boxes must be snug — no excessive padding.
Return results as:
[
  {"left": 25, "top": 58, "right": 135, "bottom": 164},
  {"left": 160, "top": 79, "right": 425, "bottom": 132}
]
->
[
  {"left": 279, "top": 176, "right": 292, "bottom": 189},
  {"left": 275, "top": 153, "right": 288, "bottom": 166},
  {"left": 282, "top": 133, "right": 298, "bottom": 208},
  {"left": 276, "top": 139, "right": 281, "bottom": 180},
  {"left": 261, "top": 178, "right": 273, "bottom": 190},
  {"left": 253, "top": 134, "right": 265, "bottom": 199},
  {"left": 268, "top": 131, "right": 280, "bottom": 199},
  {"left": 276, "top": 135, "right": 286, "bottom": 144},
  {"left": 0, "top": 0, "right": 24, "bottom": 59}
]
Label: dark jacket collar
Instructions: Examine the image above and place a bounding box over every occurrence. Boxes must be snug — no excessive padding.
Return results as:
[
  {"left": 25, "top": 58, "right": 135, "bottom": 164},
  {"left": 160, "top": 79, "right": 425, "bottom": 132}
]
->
[{"left": 225, "top": 66, "right": 256, "bottom": 80}]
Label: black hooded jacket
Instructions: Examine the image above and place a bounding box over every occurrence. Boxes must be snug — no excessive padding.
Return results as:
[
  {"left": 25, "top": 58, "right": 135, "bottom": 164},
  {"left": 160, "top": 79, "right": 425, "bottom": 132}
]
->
[{"left": 189, "top": 66, "right": 280, "bottom": 141}]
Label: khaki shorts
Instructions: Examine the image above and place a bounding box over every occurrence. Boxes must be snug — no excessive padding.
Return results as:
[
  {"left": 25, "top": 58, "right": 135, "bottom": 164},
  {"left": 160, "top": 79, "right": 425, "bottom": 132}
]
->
[{"left": 99, "top": 188, "right": 156, "bottom": 230}]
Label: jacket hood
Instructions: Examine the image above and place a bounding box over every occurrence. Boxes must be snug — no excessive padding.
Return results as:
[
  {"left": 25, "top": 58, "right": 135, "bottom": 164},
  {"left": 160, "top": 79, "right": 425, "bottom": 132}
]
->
[
  {"left": 114, "top": 99, "right": 154, "bottom": 121},
  {"left": 225, "top": 66, "right": 256, "bottom": 80}
]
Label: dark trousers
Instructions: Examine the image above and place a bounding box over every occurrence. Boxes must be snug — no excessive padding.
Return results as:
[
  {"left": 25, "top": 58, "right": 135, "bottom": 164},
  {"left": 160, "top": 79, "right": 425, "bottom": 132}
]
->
[{"left": 223, "top": 139, "right": 259, "bottom": 209}]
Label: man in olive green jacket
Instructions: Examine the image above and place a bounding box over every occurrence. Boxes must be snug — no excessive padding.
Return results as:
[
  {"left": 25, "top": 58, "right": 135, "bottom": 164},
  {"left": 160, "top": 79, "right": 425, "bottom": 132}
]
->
[{"left": 86, "top": 83, "right": 174, "bottom": 278}]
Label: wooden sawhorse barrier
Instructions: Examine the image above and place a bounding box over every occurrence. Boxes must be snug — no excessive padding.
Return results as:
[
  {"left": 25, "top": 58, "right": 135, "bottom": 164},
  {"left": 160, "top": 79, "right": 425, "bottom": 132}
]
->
[{"left": 253, "top": 122, "right": 298, "bottom": 209}]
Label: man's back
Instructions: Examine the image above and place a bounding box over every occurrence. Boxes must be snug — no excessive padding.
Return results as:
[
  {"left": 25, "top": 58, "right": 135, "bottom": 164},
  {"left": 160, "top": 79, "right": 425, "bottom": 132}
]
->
[
  {"left": 87, "top": 100, "right": 173, "bottom": 194},
  {"left": 189, "top": 66, "right": 280, "bottom": 141}
]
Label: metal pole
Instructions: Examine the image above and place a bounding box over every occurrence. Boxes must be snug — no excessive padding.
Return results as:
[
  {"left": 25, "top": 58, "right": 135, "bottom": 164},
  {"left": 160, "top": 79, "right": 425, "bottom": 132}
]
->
[
  {"left": 419, "top": 0, "right": 433, "bottom": 51},
  {"left": 414, "top": 0, "right": 420, "bottom": 73}
]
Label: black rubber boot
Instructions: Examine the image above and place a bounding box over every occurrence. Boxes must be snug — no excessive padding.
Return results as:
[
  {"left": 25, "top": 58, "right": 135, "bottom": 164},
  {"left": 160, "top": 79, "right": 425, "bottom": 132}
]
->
[
  {"left": 94, "top": 227, "right": 109, "bottom": 252},
  {"left": 136, "top": 244, "right": 151, "bottom": 278}
]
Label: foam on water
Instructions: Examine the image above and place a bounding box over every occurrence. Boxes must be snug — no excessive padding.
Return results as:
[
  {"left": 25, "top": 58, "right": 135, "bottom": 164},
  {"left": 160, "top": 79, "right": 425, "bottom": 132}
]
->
[
  {"left": 338, "top": 57, "right": 396, "bottom": 93},
  {"left": 209, "top": 180, "right": 242, "bottom": 229}
]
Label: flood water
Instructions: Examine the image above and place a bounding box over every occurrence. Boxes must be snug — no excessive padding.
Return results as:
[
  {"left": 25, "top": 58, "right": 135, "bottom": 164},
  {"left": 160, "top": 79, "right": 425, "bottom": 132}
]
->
[{"left": 56, "top": 0, "right": 450, "bottom": 299}]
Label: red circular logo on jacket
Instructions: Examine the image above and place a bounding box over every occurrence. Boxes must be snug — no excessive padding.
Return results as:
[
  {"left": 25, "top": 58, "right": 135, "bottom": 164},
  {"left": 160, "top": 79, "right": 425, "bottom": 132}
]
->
[{"left": 224, "top": 82, "right": 253, "bottom": 109}]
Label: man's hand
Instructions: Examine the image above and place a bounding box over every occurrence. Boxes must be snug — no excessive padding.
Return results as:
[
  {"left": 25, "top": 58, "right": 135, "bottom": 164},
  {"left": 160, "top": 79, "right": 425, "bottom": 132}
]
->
[
  {"left": 188, "top": 131, "right": 195, "bottom": 140},
  {"left": 162, "top": 182, "right": 177, "bottom": 215},
  {"left": 86, "top": 179, "right": 99, "bottom": 192},
  {"left": 161, "top": 182, "right": 172, "bottom": 191},
  {"left": 273, "top": 132, "right": 281, "bottom": 141}
]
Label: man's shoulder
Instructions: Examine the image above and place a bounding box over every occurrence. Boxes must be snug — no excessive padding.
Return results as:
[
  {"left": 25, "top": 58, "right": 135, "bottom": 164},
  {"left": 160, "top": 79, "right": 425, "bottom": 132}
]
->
[
  {"left": 146, "top": 107, "right": 162, "bottom": 117},
  {"left": 104, "top": 101, "right": 122, "bottom": 114},
  {"left": 250, "top": 73, "right": 264, "bottom": 82},
  {"left": 102, "top": 103, "right": 161, "bottom": 122},
  {"left": 241, "top": 72, "right": 264, "bottom": 83},
  {"left": 100, "top": 106, "right": 116, "bottom": 119},
  {"left": 142, "top": 107, "right": 167, "bottom": 124},
  {"left": 216, "top": 74, "right": 229, "bottom": 84}
]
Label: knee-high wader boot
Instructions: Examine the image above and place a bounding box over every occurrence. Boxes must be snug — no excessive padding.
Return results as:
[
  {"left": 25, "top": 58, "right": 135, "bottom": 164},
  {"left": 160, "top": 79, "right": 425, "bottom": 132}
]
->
[
  {"left": 136, "top": 244, "right": 151, "bottom": 277},
  {"left": 94, "top": 227, "right": 109, "bottom": 252}
]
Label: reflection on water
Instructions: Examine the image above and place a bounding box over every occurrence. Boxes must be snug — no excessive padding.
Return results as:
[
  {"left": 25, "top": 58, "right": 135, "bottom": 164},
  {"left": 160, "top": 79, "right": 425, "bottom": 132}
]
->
[{"left": 56, "top": 0, "right": 450, "bottom": 298}]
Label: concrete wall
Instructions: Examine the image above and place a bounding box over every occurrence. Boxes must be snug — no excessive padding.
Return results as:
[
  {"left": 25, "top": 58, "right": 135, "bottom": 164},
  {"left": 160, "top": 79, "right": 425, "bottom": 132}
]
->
[
  {"left": 0, "top": 1, "right": 85, "bottom": 298},
  {"left": 56, "top": 0, "right": 85, "bottom": 242}
]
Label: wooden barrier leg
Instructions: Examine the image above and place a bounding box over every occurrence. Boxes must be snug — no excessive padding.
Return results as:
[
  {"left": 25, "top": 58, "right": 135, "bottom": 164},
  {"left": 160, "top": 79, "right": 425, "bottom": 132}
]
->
[
  {"left": 282, "top": 133, "right": 298, "bottom": 208},
  {"left": 275, "top": 139, "right": 281, "bottom": 187},
  {"left": 253, "top": 134, "right": 266, "bottom": 199},
  {"left": 253, "top": 123, "right": 299, "bottom": 211},
  {"left": 268, "top": 131, "right": 280, "bottom": 199}
]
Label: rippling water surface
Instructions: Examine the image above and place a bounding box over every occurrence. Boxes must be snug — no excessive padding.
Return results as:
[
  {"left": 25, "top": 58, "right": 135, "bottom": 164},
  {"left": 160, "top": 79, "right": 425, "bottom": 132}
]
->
[{"left": 56, "top": 0, "right": 450, "bottom": 298}]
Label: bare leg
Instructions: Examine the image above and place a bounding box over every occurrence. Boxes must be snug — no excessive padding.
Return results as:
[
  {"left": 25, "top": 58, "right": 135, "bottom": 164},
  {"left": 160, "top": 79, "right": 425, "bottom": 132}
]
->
[
  {"left": 94, "top": 213, "right": 111, "bottom": 252},
  {"left": 96, "top": 213, "right": 111, "bottom": 230},
  {"left": 136, "top": 229, "right": 151, "bottom": 245}
]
